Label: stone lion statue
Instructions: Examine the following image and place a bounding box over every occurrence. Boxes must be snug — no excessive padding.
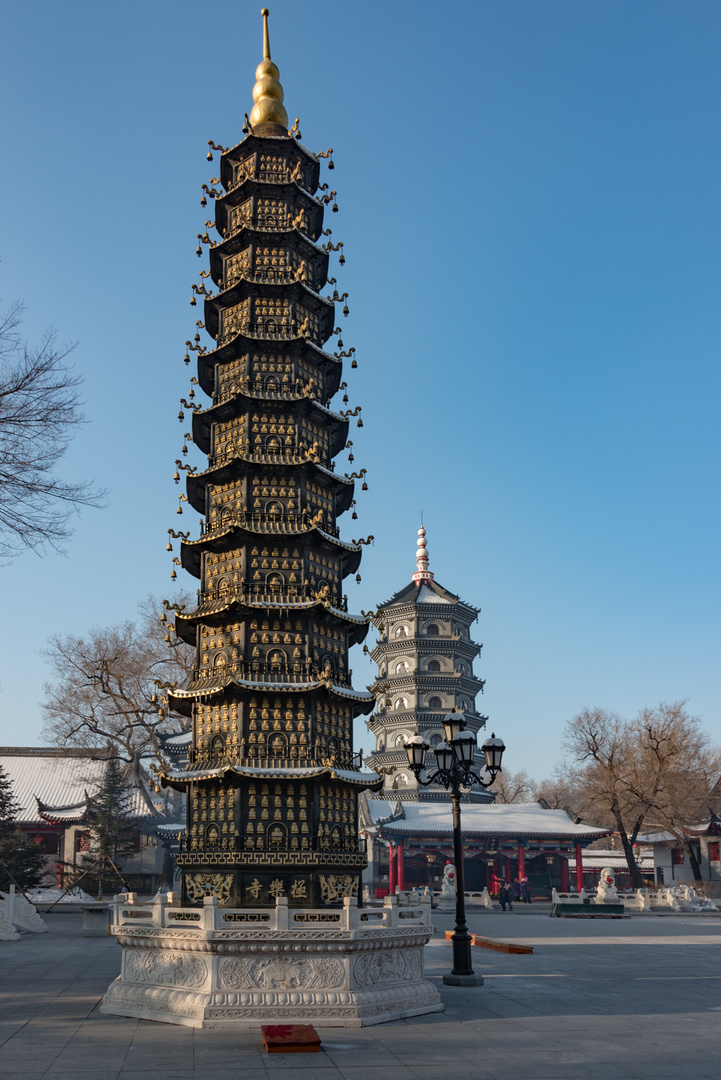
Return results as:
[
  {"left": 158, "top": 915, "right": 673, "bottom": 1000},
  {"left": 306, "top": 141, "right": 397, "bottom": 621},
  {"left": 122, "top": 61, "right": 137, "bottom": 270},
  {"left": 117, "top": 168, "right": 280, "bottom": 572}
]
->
[
  {"left": 440, "top": 864, "right": 456, "bottom": 900},
  {"left": 594, "top": 867, "right": 618, "bottom": 904}
]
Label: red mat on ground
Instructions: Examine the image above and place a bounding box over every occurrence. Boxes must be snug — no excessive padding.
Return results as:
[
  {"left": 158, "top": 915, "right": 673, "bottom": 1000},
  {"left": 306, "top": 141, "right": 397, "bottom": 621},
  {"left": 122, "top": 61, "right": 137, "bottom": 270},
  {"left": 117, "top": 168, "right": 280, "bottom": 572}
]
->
[{"left": 261, "top": 1024, "right": 321, "bottom": 1054}]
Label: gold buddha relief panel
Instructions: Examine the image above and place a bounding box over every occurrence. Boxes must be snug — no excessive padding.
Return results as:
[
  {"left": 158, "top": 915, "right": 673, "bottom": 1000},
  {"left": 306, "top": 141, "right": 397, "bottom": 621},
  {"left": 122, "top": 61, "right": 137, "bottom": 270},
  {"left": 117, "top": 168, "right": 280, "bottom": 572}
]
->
[
  {"left": 307, "top": 552, "right": 341, "bottom": 600},
  {"left": 248, "top": 545, "right": 302, "bottom": 589},
  {"left": 189, "top": 778, "right": 239, "bottom": 852},
  {"left": 224, "top": 249, "right": 250, "bottom": 288},
  {"left": 313, "top": 698, "right": 351, "bottom": 755},
  {"left": 251, "top": 295, "right": 293, "bottom": 336},
  {"left": 198, "top": 620, "right": 243, "bottom": 675},
  {"left": 220, "top": 299, "right": 250, "bottom": 340},
  {"left": 249, "top": 410, "right": 295, "bottom": 454},
  {"left": 215, "top": 356, "right": 247, "bottom": 399},
  {"left": 299, "top": 417, "right": 329, "bottom": 462},
  {"left": 250, "top": 474, "right": 297, "bottom": 514},
  {"left": 302, "top": 479, "right": 332, "bottom": 519},
  {"left": 213, "top": 415, "right": 247, "bottom": 459},
  {"left": 243, "top": 779, "right": 311, "bottom": 853},
  {"left": 208, "top": 478, "right": 245, "bottom": 525},
  {"left": 246, "top": 695, "right": 310, "bottom": 766},
  {"left": 202, "top": 549, "right": 244, "bottom": 594},
  {"left": 318, "top": 782, "right": 357, "bottom": 852}
]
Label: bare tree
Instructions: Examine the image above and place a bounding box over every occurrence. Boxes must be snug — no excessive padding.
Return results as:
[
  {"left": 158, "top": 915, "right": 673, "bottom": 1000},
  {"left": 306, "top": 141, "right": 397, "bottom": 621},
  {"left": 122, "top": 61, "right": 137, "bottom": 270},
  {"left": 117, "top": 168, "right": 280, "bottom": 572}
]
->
[
  {"left": 630, "top": 702, "right": 721, "bottom": 880},
  {"left": 492, "top": 767, "right": 533, "bottom": 804},
  {"left": 41, "top": 594, "right": 194, "bottom": 813},
  {"left": 561, "top": 702, "right": 720, "bottom": 886},
  {"left": 533, "top": 772, "right": 587, "bottom": 813},
  {"left": 0, "top": 299, "right": 104, "bottom": 558}
]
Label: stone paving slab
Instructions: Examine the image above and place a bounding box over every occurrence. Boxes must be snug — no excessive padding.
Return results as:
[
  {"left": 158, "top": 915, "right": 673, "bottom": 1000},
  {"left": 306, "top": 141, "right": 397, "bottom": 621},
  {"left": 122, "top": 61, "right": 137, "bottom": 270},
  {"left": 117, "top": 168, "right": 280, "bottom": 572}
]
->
[{"left": 1, "top": 909, "right": 720, "bottom": 1079}]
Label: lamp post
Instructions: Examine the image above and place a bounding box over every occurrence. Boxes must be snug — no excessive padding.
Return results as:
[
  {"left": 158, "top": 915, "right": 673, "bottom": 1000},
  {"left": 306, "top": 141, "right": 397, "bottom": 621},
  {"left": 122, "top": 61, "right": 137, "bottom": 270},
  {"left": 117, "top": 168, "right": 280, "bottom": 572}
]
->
[{"left": 406, "top": 711, "right": 505, "bottom": 987}]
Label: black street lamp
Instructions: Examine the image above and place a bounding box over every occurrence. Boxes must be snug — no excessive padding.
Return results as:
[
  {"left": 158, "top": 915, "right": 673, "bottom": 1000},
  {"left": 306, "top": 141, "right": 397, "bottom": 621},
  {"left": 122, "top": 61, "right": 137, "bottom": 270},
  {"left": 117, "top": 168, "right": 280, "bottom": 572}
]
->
[{"left": 406, "top": 711, "right": 506, "bottom": 986}]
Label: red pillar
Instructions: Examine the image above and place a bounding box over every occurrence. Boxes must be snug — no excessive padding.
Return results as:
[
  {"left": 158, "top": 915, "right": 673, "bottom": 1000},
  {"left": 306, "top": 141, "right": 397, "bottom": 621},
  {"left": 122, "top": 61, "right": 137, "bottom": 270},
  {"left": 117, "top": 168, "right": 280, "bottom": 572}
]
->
[
  {"left": 560, "top": 855, "right": 569, "bottom": 892},
  {"left": 397, "top": 840, "right": 405, "bottom": 892},
  {"left": 575, "top": 842, "right": 584, "bottom": 892},
  {"left": 517, "top": 841, "right": 526, "bottom": 882},
  {"left": 388, "top": 844, "right": 396, "bottom": 894}
]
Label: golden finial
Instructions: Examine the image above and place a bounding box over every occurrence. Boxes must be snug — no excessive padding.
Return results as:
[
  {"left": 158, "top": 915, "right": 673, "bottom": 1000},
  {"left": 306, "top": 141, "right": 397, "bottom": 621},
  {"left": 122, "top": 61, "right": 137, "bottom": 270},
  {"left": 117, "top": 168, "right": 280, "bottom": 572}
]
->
[{"left": 249, "top": 8, "right": 289, "bottom": 132}]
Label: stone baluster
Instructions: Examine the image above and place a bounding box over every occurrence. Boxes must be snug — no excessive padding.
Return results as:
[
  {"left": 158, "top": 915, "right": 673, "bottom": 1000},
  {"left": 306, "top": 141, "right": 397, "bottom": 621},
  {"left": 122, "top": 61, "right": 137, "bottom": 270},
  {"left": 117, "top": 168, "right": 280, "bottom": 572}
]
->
[{"left": 201, "top": 895, "right": 218, "bottom": 931}]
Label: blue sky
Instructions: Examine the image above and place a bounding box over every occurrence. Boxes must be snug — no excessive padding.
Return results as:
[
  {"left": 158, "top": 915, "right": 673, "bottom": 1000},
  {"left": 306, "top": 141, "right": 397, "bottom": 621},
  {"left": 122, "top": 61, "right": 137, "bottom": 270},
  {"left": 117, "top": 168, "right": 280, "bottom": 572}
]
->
[{"left": 0, "top": 0, "right": 719, "bottom": 780}]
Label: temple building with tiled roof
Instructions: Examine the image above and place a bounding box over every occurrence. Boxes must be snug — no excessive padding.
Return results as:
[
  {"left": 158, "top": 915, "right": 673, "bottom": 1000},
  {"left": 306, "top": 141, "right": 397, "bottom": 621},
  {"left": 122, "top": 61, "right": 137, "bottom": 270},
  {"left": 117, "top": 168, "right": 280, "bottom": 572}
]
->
[{"left": 0, "top": 747, "right": 172, "bottom": 893}]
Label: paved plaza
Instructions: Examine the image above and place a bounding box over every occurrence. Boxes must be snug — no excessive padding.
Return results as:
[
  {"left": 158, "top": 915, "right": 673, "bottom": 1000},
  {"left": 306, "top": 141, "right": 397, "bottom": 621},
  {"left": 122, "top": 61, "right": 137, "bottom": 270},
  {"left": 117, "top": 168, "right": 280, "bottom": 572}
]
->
[{"left": 1, "top": 907, "right": 720, "bottom": 1080}]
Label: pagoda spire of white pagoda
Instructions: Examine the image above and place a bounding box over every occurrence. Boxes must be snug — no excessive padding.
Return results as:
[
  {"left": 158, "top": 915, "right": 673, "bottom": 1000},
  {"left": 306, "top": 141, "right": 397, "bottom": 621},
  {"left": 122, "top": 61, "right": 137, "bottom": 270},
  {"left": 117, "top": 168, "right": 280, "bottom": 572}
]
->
[{"left": 412, "top": 523, "right": 434, "bottom": 584}]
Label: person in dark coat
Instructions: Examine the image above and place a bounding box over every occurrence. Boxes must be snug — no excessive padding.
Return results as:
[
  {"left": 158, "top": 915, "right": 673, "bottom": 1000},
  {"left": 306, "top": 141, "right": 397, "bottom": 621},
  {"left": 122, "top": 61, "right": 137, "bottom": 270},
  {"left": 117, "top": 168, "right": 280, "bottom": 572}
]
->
[
  {"left": 512, "top": 879, "right": 521, "bottom": 902},
  {"left": 499, "top": 881, "right": 514, "bottom": 910},
  {"left": 520, "top": 876, "right": 531, "bottom": 903}
]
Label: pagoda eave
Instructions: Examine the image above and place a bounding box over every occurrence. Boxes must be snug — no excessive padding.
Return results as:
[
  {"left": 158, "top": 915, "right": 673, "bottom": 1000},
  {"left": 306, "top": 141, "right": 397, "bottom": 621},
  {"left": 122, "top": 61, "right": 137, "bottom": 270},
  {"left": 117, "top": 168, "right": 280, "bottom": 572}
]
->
[
  {"left": 203, "top": 278, "right": 334, "bottom": 340},
  {"left": 208, "top": 229, "right": 328, "bottom": 287},
  {"left": 161, "top": 761, "right": 380, "bottom": 794},
  {"left": 186, "top": 454, "right": 355, "bottom": 514},
  {"left": 175, "top": 597, "right": 369, "bottom": 647},
  {"left": 192, "top": 393, "right": 348, "bottom": 456},
  {"left": 168, "top": 676, "right": 375, "bottom": 718},
  {"left": 197, "top": 333, "right": 341, "bottom": 396},
  {"left": 216, "top": 176, "right": 323, "bottom": 221},
  {"left": 219, "top": 133, "right": 320, "bottom": 193},
  {"left": 179, "top": 521, "right": 361, "bottom": 578}
]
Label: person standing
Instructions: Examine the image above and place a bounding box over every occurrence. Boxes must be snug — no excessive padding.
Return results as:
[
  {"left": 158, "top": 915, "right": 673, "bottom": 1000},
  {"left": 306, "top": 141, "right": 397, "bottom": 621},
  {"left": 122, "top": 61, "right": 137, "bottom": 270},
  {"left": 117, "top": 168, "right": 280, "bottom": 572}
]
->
[{"left": 520, "top": 877, "right": 531, "bottom": 904}]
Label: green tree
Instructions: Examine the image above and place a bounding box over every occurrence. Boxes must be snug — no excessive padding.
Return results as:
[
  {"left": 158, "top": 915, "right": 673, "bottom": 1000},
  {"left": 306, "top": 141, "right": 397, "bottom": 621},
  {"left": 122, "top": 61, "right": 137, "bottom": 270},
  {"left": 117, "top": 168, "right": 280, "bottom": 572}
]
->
[
  {"left": 71, "top": 758, "right": 139, "bottom": 897},
  {"left": 0, "top": 762, "right": 47, "bottom": 891},
  {"left": 0, "top": 831, "right": 46, "bottom": 891},
  {"left": 0, "top": 763, "right": 20, "bottom": 825}
]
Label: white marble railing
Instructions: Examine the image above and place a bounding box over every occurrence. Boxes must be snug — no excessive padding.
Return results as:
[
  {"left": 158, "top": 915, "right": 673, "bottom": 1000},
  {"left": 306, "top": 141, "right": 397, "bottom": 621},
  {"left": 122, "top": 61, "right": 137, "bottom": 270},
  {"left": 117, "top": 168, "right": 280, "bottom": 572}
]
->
[
  {"left": 111, "top": 891, "right": 432, "bottom": 933},
  {"left": 551, "top": 885, "right": 718, "bottom": 912}
]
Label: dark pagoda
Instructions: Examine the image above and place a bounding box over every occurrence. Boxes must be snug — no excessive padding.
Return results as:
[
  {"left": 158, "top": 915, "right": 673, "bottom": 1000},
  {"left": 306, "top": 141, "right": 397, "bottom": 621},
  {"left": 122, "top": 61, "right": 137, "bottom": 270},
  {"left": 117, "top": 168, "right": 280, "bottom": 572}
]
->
[{"left": 162, "top": 10, "right": 378, "bottom": 908}]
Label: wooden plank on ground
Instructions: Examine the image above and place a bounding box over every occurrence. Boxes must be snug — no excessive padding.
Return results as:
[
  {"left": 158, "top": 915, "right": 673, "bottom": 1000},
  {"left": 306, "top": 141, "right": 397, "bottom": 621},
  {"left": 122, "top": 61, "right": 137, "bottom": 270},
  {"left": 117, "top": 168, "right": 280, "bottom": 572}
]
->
[{"left": 444, "top": 930, "right": 533, "bottom": 954}]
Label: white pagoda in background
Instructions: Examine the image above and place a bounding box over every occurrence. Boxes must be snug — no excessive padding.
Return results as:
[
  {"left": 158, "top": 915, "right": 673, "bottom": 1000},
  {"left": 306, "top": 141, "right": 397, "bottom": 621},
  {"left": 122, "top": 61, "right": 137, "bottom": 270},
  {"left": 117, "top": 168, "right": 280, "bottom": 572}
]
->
[{"left": 366, "top": 527, "right": 492, "bottom": 802}]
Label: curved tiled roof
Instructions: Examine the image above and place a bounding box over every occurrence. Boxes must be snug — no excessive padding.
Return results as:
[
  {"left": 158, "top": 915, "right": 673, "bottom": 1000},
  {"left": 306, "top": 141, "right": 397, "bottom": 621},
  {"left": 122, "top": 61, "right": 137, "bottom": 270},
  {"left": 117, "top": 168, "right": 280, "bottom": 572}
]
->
[{"left": 362, "top": 797, "right": 608, "bottom": 841}]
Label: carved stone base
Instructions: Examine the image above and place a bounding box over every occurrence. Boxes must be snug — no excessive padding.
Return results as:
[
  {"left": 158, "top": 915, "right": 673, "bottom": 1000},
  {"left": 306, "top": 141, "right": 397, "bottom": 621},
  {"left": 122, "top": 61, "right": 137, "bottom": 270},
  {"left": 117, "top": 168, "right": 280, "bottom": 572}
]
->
[{"left": 101, "top": 893, "right": 442, "bottom": 1028}]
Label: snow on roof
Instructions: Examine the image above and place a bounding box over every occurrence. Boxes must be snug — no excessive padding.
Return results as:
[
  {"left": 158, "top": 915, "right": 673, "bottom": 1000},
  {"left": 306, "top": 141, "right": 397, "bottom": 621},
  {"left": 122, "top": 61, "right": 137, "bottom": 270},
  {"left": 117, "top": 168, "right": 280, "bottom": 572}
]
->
[
  {"left": 156, "top": 821, "right": 186, "bottom": 833},
  {"left": 416, "top": 584, "right": 442, "bottom": 603},
  {"left": 569, "top": 852, "right": 654, "bottom": 871},
  {"left": 162, "top": 731, "right": 192, "bottom": 747},
  {"left": 364, "top": 798, "right": 607, "bottom": 839},
  {"left": 164, "top": 762, "right": 380, "bottom": 789},
  {"left": 0, "top": 749, "right": 107, "bottom": 824}
]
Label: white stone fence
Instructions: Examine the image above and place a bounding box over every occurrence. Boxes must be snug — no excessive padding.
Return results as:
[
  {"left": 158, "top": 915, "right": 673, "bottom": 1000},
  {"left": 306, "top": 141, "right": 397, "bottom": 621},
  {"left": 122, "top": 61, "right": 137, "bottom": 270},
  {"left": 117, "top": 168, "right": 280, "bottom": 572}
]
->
[
  {"left": 111, "top": 890, "right": 433, "bottom": 933},
  {"left": 551, "top": 885, "right": 718, "bottom": 912}
]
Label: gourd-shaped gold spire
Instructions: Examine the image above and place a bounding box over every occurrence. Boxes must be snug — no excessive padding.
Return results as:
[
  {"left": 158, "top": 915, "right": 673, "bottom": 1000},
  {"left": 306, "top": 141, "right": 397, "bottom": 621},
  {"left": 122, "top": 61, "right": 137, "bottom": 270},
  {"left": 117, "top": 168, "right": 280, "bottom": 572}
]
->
[{"left": 249, "top": 8, "right": 289, "bottom": 131}]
